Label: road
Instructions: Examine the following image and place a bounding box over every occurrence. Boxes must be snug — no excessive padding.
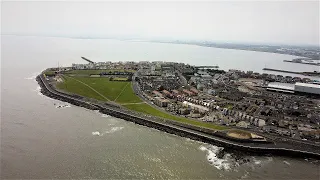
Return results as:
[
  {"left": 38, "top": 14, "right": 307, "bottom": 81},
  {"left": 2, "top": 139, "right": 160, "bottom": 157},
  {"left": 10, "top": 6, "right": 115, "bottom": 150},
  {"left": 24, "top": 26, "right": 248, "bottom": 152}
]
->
[{"left": 176, "top": 70, "right": 188, "bottom": 86}]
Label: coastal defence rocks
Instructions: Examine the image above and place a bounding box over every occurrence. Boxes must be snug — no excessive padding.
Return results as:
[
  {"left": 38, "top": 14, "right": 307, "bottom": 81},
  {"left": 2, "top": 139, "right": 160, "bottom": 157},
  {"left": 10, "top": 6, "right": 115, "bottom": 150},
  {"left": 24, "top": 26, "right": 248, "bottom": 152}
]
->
[{"left": 36, "top": 74, "right": 320, "bottom": 159}]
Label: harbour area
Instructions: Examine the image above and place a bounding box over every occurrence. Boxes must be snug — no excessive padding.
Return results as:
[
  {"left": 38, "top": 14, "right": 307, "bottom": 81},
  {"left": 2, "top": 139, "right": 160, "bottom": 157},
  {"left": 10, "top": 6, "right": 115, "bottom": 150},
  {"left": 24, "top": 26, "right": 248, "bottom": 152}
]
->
[{"left": 38, "top": 57, "right": 320, "bottom": 159}]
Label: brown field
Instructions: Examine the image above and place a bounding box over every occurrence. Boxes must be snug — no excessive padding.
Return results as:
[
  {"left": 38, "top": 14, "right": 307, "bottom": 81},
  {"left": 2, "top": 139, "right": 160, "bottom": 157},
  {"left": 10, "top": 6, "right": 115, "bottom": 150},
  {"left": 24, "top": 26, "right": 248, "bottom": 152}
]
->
[{"left": 226, "top": 129, "right": 252, "bottom": 139}]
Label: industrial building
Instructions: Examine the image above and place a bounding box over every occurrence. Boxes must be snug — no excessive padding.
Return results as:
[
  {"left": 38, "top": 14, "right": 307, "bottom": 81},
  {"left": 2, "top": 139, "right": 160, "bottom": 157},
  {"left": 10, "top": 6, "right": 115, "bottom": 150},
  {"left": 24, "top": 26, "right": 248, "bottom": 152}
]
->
[
  {"left": 295, "top": 83, "right": 320, "bottom": 95},
  {"left": 266, "top": 82, "right": 295, "bottom": 93},
  {"left": 266, "top": 82, "right": 320, "bottom": 95}
]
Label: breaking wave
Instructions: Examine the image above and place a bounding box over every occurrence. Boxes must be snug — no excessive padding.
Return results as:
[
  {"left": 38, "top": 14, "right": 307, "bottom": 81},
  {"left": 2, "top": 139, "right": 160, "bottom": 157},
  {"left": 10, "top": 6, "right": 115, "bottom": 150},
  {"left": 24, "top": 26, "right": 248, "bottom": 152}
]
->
[
  {"left": 34, "top": 86, "right": 44, "bottom": 97},
  {"left": 185, "top": 137, "right": 201, "bottom": 143},
  {"left": 93, "top": 110, "right": 111, "bottom": 118},
  {"left": 55, "top": 103, "right": 71, "bottom": 109},
  {"left": 101, "top": 114, "right": 110, "bottom": 118},
  {"left": 92, "top": 131, "right": 101, "bottom": 136},
  {"left": 199, "top": 145, "right": 232, "bottom": 170},
  {"left": 199, "top": 144, "right": 274, "bottom": 172}
]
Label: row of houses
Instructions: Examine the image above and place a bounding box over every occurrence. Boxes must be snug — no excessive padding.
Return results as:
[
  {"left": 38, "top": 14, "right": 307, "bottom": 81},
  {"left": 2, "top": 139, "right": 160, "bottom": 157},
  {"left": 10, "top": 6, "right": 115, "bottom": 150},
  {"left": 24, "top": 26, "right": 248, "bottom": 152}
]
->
[
  {"left": 72, "top": 61, "right": 138, "bottom": 70},
  {"left": 151, "top": 89, "right": 211, "bottom": 112},
  {"left": 152, "top": 87, "right": 199, "bottom": 100},
  {"left": 182, "top": 101, "right": 209, "bottom": 113},
  {"left": 222, "top": 108, "right": 266, "bottom": 127}
]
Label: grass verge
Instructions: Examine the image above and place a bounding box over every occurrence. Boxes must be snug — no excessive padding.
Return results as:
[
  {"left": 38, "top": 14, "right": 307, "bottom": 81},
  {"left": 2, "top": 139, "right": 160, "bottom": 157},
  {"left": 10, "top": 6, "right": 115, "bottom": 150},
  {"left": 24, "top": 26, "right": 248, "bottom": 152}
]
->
[{"left": 123, "top": 103, "right": 227, "bottom": 130}]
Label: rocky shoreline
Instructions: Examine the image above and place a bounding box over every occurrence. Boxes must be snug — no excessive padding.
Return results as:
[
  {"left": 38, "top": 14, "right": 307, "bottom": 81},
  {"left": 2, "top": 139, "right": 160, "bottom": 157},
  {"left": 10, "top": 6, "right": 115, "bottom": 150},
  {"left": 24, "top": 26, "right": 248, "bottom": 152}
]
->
[{"left": 36, "top": 74, "right": 320, "bottom": 159}]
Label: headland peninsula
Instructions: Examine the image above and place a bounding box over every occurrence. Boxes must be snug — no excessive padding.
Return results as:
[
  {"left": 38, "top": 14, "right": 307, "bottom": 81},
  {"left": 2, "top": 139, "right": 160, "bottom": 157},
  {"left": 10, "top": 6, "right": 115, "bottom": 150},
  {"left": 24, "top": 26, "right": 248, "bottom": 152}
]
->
[{"left": 37, "top": 58, "right": 320, "bottom": 159}]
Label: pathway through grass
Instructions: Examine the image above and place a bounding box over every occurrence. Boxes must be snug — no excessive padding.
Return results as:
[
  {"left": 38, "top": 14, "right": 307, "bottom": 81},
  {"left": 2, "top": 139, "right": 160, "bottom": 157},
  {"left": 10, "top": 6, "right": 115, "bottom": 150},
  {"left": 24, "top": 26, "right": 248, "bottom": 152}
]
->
[
  {"left": 113, "top": 82, "right": 130, "bottom": 102},
  {"left": 66, "top": 75, "right": 111, "bottom": 101}
]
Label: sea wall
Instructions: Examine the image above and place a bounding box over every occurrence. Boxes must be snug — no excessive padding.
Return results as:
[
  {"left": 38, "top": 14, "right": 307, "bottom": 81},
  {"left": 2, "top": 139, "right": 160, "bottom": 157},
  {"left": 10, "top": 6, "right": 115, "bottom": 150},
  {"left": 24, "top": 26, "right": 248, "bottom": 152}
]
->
[{"left": 36, "top": 74, "right": 320, "bottom": 159}]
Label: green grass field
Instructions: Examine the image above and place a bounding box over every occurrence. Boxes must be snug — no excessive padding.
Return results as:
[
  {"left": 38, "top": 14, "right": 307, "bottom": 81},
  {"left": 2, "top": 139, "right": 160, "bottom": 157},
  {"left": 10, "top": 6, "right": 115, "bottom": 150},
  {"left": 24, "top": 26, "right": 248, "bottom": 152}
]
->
[
  {"left": 123, "top": 103, "right": 227, "bottom": 130},
  {"left": 43, "top": 70, "right": 56, "bottom": 76},
  {"left": 64, "top": 69, "right": 135, "bottom": 75},
  {"left": 56, "top": 74, "right": 227, "bottom": 130},
  {"left": 57, "top": 76, "right": 107, "bottom": 101},
  {"left": 57, "top": 75, "right": 141, "bottom": 103}
]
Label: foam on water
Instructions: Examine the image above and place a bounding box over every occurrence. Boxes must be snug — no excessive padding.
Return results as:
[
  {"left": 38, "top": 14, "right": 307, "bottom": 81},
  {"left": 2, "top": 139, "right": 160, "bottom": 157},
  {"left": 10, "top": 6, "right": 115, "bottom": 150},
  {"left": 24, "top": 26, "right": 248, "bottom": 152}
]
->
[
  {"left": 185, "top": 137, "right": 200, "bottom": 144},
  {"left": 199, "top": 145, "right": 231, "bottom": 171},
  {"left": 92, "top": 127, "right": 124, "bottom": 136},
  {"left": 55, "top": 104, "right": 71, "bottom": 109},
  {"left": 254, "top": 160, "right": 261, "bottom": 165},
  {"left": 25, "top": 72, "right": 40, "bottom": 80},
  {"left": 283, "top": 161, "right": 291, "bottom": 166},
  {"left": 245, "top": 156, "right": 273, "bottom": 171},
  {"left": 252, "top": 157, "right": 262, "bottom": 165},
  {"left": 92, "top": 131, "right": 101, "bottom": 136},
  {"left": 199, "top": 145, "right": 275, "bottom": 172},
  {"left": 101, "top": 114, "right": 110, "bottom": 118},
  {"left": 240, "top": 171, "right": 250, "bottom": 179},
  {"left": 105, "top": 127, "right": 124, "bottom": 134},
  {"left": 34, "top": 86, "right": 45, "bottom": 97},
  {"left": 199, "top": 146, "right": 207, "bottom": 151},
  {"left": 93, "top": 110, "right": 112, "bottom": 119}
]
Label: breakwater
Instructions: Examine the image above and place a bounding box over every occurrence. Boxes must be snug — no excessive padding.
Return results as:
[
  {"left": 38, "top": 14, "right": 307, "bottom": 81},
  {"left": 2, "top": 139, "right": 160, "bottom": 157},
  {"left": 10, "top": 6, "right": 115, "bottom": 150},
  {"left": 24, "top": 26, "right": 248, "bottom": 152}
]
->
[
  {"left": 36, "top": 74, "right": 320, "bottom": 159},
  {"left": 263, "top": 68, "right": 320, "bottom": 77},
  {"left": 284, "top": 60, "right": 320, "bottom": 66}
]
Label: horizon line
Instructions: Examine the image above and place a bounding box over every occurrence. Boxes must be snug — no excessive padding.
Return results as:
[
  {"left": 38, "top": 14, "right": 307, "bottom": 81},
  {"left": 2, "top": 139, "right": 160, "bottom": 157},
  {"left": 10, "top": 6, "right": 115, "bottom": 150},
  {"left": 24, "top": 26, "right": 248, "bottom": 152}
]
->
[{"left": 1, "top": 33, "right": 319, "bottom": 48}]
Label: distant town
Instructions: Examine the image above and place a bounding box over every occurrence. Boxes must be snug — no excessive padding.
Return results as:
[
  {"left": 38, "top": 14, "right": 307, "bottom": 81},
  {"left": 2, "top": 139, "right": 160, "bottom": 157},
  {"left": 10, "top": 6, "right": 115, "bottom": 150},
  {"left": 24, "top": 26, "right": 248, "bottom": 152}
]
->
[{"left": 149, "top": 40, "right": 320, "bottom": 60}]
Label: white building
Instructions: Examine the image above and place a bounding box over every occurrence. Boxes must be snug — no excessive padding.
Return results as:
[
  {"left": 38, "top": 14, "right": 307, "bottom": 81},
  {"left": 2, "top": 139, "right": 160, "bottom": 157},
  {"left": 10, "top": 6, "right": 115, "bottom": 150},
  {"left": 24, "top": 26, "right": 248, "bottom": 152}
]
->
[
  {"left": 182, "top": 101, "right": 209, "bottom": 113},
  {"left": 72, "top": 63, "right": 96, "bottom": 70},
  {"left": 295, "top": 83, "right": 320, "bottom": 95}
]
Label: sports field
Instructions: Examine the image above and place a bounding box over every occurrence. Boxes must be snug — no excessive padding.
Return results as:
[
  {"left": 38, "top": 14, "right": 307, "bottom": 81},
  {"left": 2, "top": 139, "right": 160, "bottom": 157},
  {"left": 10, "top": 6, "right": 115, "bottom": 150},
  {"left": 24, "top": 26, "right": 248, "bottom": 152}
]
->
[
  {"left": 56, "top": 74, "right": 227, "bottom": 130},
  {"left": 57, "top": 75, "right": 141, "bottom": 103}
]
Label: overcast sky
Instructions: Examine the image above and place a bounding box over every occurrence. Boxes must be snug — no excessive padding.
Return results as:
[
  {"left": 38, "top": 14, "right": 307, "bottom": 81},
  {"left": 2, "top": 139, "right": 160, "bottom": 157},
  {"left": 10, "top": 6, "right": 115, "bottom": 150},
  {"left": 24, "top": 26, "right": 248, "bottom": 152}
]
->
[{"left": 1, "top": 1, "right": 319, "bottom": 45}]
